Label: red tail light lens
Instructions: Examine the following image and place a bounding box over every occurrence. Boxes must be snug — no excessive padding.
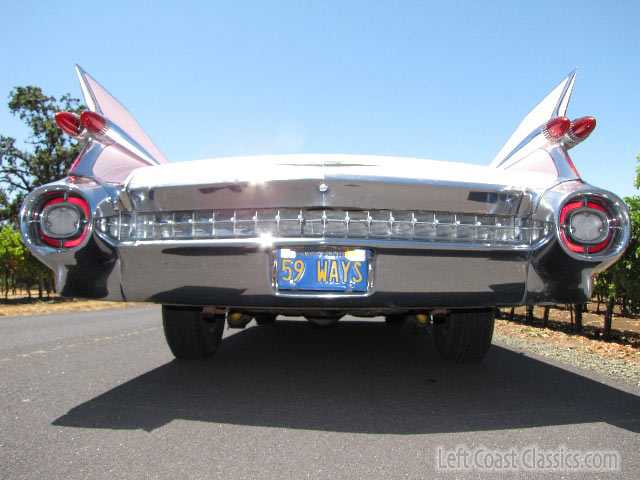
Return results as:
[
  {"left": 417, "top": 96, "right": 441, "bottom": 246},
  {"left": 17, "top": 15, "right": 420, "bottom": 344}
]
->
[
  {"left": 55, "top": 112, "right": 83, "bottom": 136},
  {"left": 80, "top": 111, "right": 107, "bottom": 134},
  {"left": 559, "top": 199, "right": 612, "bottom": 254},
  {"left": 543, "top": 116, "right": 571, "bottom": 140},
  {"left": 38, "top": 195, "right": 90, "bottom": 248},
  {"left": 571, "top": 116, "right": 596, "bottom": 139}
]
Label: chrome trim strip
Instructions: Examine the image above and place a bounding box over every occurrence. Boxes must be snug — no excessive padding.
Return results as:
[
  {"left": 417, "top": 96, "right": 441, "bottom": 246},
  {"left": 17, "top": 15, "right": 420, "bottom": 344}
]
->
[
  {"left": 493, "top": 126, "right": 544, "bottom": 169},
  {"left": 553, "top": 68, "right": 577, "bottom": 118},
  {"left": 101, "top": 120, "right": 160, "bottom": 166},
  {"left": 92, "top": 234, "right": 547, "bottom": 252}
]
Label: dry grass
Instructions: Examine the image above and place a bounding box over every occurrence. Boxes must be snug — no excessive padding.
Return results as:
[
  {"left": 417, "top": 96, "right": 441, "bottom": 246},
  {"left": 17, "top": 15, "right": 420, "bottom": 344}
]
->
[
  {"left": 496, "top": 306, "right": 640, "bottom": 367},
  {"left": 0, "top": 292, "right": 148, "bottom": 317}
]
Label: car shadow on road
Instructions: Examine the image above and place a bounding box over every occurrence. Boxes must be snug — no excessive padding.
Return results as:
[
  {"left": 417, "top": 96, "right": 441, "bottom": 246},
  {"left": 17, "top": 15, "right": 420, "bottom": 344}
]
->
[{"left": 53, "top": 320, "right": 640, "bottom": 434}]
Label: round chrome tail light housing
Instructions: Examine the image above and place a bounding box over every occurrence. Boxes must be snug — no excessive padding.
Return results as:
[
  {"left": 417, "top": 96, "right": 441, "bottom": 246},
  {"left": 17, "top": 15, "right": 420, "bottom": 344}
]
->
[
  {"left": 24, "top": 191, "right": 91, "bottom": 249},
  {"left": 559, "top": 197, "right": 617, "bottom": 255}
]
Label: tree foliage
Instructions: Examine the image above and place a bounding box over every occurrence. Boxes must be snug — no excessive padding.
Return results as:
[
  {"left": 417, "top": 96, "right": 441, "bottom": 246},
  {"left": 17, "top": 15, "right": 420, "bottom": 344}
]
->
[
  {"left": 597, "top": 152, "right": 640, "bottom": 314},
  {"left": 0, "top": 224, "right": 51, "bottom": 299},
  {"left": 602, "top": 196, "right": 640, "bottom": 310},
  {"left": 0, "top": 86, "right": 83, "bottom": 223},
  {"left": 0, "top": 225, "right": 27, "bottom": 298}
]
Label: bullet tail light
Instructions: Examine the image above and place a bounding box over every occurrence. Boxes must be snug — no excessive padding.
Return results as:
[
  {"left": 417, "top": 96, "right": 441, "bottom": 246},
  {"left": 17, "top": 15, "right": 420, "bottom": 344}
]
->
[
  {"left": 542, "top": 116, "right": 571, "bottom": 140},
  {"left": 55, "top": 112, "right": 84, "bottom": 136},
  {"left": 567, "top": 116, "right": 597, "bottom": 144},
  {"left": 79, "top": 111, "right": 108, "bottom": 135}
]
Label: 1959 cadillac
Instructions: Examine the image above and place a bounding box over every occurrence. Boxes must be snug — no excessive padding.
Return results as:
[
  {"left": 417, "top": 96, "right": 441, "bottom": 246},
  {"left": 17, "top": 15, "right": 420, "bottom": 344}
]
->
[{"left": 20, "top": 66, "right": 630, "bottom": 363}]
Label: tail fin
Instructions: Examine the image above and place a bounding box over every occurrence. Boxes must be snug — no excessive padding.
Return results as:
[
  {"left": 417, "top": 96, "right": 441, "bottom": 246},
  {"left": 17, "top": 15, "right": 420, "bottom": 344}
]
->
[
  {"left": 69, "top": 65, "right": 167, "bottom": 182},
  {"left": 490, "top": 69, "right": 577, "bottom": 169}
]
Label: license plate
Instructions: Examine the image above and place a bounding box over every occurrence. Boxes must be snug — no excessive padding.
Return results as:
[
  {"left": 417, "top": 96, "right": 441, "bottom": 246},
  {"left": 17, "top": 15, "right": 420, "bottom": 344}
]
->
[{"left": 276, "top": 248, "right": 370, "bottom": 292}]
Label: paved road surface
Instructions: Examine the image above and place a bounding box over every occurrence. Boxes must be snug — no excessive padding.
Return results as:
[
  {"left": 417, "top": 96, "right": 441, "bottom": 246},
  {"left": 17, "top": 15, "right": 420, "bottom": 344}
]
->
[{"left": 1, "top": 306, "right": 639, "bottom": 479}]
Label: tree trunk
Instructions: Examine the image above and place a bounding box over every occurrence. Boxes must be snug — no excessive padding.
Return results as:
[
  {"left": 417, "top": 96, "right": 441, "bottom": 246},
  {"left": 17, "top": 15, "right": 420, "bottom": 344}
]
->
[
  {"left": 604, "top": 297, "right": 615, "bottom": 340},
  {"left": 542, "top": 306, "right": 550, "bottom": 328},
  {"left": 510, "top": 307, "right": 515, "bottom": 321},
  {"left": 596, "top": 295, "right": 601, "bottom": 313},
  {"left": 38, "top": 271, "right": 43, "bottom": 299},
  {"left": 574, "top": 303, "right": 583, "bottom": 333}
]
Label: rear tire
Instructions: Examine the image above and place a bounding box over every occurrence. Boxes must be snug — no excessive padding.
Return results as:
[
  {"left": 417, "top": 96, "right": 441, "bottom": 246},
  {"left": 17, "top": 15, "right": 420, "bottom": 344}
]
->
[
  {"left": 433, "top": 309, "right": 494, "bottom": 363},
  {"left": 306, "top": 316, "right": 341, "bottom": 329},
  {"left": 385, "top": 314, "right": 406, "bottom": 326},
  {"left": 162, "top": 305, "right": 225, "bottom": 359},
  {"left": 255, "top": 313, "right": 277, "bottom": 326}
]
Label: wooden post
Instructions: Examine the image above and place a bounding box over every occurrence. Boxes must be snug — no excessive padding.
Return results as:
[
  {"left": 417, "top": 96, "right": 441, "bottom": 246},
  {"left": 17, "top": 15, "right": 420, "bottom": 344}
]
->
[
  {"left": 604, "top": 297, "right": 614, "bottom": 340},
  {"left": 526, "top": 305, "right": 534, "bottom": 324},
  {"left": 542, "top": 306, "right": 550, "bottom": 328},
  {"left": 568, "top": 304, "right": 574, "bottom": 330},
  {"left": 574, "top": 304, "right": 583, "bottom": 333}
]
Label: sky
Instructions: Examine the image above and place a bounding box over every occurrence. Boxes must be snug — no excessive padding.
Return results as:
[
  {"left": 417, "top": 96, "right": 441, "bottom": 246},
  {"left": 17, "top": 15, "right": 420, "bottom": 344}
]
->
[{"left": 1, "top": 0, "right": 639, "bottom": 198}]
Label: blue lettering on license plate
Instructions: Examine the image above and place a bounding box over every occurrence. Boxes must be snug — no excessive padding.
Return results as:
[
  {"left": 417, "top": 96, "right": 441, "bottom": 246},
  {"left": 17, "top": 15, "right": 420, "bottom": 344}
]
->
[{"left": 276, "top": 248, "right": 370, "bottom": 292}]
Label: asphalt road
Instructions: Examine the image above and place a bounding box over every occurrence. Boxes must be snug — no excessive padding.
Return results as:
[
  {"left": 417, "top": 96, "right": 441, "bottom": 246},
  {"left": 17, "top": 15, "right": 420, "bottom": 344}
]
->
[{"left": 1, "top": 306, "right": 639, "bottom": 479}]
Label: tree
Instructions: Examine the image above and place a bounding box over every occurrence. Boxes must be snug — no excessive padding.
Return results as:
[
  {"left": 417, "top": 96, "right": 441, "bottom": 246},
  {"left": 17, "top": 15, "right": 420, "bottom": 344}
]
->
[
  {"left": 17, "top": 247, "right": 51, "bottom": 299},
  {"left": 0, "top": 225, "right": 26, "bottom": 299},
  {"left": 0, "top": 86, "right": 83, "bottom": 224}
]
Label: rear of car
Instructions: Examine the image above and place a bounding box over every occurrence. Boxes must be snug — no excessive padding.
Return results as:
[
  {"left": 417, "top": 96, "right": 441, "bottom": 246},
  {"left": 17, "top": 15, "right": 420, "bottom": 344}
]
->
[{"left": 19, "top": 66, "right": 631, "bottom": 363}]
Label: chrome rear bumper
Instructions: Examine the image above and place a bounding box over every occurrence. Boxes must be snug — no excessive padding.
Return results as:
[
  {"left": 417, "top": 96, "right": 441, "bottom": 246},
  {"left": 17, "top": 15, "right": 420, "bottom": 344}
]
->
[{"left": 115, "top": 238, "right": 532, "bottom": 309}]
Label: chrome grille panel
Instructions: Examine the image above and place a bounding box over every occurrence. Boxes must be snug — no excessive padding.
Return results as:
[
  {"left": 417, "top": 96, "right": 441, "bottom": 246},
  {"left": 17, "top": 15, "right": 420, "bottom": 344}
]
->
[{"left": 97, "top": 208, "right": 552, "bottom": 245}]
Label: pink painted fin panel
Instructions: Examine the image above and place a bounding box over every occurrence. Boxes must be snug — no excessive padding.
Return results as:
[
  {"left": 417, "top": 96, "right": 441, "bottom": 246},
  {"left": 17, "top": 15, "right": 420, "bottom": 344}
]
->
[
  {"left": 92, "top": 146, "right": 153, "bottom": 184},
  {"left": 83, "top": 72, "right": 167, "bottom": 164}
]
